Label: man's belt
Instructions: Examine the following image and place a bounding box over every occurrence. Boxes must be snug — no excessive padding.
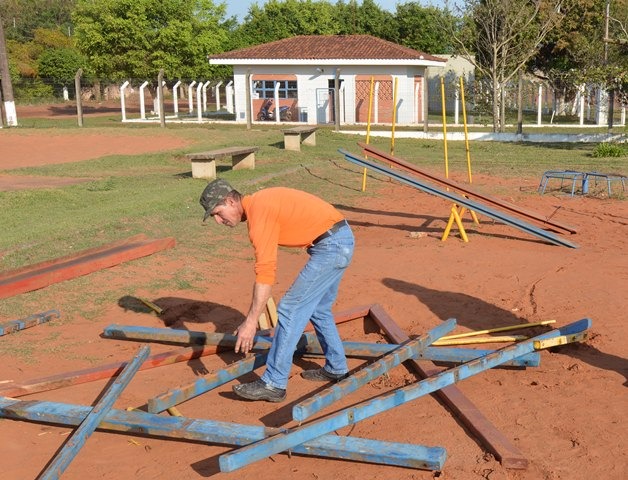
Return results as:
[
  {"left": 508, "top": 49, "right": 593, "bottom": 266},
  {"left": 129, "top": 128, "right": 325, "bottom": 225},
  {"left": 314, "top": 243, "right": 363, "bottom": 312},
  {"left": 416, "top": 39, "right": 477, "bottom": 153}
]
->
[{"left": 312, "top": 220, "right": 349, "bottom": 245}]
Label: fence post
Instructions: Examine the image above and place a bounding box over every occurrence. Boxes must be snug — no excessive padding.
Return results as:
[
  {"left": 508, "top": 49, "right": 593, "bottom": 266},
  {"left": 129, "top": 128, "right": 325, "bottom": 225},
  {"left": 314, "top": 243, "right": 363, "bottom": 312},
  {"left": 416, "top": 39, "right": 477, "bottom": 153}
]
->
[
  {"left": 120, "top": 80, "right": 130, "bottom": 121},
  {"left": 172, "top": 80, "right": 181, "bottom": 116},
  {"left": 75, "top": 68, "right": 83, "bottom": 127},
  {"left": 537, "top": 84, "right": 542, "bottom": 126}
]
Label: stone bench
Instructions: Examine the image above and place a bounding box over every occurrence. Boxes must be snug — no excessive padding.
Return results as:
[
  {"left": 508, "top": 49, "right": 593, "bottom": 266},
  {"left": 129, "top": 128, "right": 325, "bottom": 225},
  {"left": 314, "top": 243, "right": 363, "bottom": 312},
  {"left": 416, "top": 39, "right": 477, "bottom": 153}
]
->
[
  {"left": 282, "top": 126, "right": 318, "bottom": 151},
  {"left": 186, "top": 146, "right": 259, "bottom": 179}
]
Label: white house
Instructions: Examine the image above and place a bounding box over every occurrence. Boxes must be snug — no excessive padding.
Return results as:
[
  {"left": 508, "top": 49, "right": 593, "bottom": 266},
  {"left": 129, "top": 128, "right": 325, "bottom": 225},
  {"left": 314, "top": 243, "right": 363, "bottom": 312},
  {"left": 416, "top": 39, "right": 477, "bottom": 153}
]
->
[{"left": 208, "top": 35, "right": 446, "bottom": 126}]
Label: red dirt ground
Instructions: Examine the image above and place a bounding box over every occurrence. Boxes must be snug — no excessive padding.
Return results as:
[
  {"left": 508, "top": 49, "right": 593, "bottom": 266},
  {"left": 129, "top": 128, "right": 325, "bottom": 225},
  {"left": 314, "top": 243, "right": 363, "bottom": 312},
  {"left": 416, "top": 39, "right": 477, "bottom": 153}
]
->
[{"left": 0, "top": 114, "right": 626, "bottom": 480}]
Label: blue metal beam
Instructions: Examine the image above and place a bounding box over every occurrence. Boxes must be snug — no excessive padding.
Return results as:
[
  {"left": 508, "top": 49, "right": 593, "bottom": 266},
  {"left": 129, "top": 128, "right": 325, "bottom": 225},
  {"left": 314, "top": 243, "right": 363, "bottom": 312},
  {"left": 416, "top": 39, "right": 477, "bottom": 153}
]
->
[
  {"left": 38, "top": 345, "right": 150, "bottom": 480},
  {"left": 293, "top": 319, "right": 456, "bottom": 422},
  {"left": 0, "top": 397, "right": 446, "bottom": 471},
  {"left": 339, "top": 149, "right": 578, "bottom": 249},
  {"left": 218, "top": 319, "right": 590, "bottom": 472}
]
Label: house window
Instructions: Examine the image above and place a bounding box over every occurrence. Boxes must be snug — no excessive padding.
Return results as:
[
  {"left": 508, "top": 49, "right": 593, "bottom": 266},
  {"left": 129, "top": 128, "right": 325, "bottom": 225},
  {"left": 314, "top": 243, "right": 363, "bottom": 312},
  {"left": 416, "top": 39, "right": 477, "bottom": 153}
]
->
[{"left": 254, "top": 80, "right": 297, "bottom": 99}]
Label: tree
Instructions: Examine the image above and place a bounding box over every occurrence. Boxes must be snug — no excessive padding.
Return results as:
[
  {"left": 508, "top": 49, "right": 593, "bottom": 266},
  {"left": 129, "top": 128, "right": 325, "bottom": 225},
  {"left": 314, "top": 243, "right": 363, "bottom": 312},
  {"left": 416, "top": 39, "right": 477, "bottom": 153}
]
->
[
  {"left": 38, "top": 47, "right": 86, "bottom": 95},
  {"left": 393, "top": 2, "right": 459, "bottom": 54},
  {"left": 531, "top": 0, "right": 628, "bottom": 113},
  {"left": 335, "top": 0, "right": 397, "bottom": 39},
  {"left": 0, "top": 0, "right": 76, "bottom": 41},
  {"left": 72, "top": 0, "right": 232, "bottom": 90},
  {"left": 451, "top": 0, "right": 565, "bottom": 132},
  {"left": 235, "top": 0, "right": 342, "bottom": 46}
]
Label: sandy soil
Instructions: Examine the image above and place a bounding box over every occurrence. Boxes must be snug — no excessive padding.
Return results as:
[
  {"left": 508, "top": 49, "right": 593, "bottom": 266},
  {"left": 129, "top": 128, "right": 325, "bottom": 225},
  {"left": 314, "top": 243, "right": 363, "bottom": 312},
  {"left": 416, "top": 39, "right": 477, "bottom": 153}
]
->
[{"left": 0, "top": 118, "right": 626, "bottom": 480}]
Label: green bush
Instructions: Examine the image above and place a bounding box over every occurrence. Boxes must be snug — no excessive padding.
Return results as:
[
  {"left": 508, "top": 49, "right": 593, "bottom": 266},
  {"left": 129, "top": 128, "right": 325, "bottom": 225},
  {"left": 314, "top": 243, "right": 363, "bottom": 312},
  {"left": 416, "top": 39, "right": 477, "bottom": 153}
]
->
[{"left": 591, "top": 142, "right": 627, "bottom": 158}]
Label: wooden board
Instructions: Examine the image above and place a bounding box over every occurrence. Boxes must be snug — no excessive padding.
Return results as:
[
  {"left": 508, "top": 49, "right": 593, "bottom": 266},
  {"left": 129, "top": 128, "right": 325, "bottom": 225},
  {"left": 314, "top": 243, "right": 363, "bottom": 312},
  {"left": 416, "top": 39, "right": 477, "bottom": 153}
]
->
[{"left": 0, "top": 234, "right": 175, "bottom": 299}]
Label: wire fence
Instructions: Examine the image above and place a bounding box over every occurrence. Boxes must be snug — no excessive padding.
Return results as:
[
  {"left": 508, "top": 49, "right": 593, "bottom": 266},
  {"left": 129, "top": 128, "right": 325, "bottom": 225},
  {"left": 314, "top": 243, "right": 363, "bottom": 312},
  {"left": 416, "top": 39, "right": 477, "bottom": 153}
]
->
[{"left": 12, "top": 75, "right": 627, "bottom": 127}]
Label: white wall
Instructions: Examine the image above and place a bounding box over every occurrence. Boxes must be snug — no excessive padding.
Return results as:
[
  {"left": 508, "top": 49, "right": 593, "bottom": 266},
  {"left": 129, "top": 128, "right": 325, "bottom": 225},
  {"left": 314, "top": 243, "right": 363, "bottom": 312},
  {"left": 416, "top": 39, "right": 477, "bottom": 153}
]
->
[{"left": 231, "top": 64, "right": 431, "bottom": 125}]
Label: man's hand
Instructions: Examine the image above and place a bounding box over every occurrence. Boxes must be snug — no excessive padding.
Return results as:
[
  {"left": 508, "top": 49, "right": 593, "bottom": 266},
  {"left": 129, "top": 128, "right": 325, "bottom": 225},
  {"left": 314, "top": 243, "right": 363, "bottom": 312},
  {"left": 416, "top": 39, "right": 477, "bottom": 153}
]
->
[{"left": 234, "top": 320, "right": 257, "bottom": 354}]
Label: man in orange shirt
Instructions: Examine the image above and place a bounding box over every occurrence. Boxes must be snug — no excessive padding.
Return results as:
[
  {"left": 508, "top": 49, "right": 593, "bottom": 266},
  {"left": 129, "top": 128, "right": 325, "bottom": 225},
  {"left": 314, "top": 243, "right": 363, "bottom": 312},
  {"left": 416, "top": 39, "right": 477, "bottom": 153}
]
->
[{"left": 200, "top": 179, "right": 354, "bottom": 402}]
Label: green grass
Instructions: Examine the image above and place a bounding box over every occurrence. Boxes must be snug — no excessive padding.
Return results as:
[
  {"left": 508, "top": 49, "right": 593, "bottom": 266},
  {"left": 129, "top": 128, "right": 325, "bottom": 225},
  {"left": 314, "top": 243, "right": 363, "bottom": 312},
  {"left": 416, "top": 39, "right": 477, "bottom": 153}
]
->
[{"left": 0, "top": 117, "right": 625, "bottom": 321}]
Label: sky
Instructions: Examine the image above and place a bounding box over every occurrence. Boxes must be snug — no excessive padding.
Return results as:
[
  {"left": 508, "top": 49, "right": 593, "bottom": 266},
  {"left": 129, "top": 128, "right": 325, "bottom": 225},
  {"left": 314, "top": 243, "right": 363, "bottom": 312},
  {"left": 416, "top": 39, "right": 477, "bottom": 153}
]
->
[{"left": 224, "top": 1, "right": 453, "bottom": 23}]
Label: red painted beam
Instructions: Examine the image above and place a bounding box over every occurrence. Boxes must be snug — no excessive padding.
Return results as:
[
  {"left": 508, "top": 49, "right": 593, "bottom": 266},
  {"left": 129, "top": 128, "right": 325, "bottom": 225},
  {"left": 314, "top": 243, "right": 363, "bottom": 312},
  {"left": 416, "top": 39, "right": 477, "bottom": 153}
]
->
[
  {"left": 0, "top": 345, "right": 219, "bottom": 398},
  {"left": 358, "top": 142, "right": 577, "bottom": 235},
  {"left": 0, "top": 234, "right": 176, "bottom": 299},
  {"left": 368, "top": 304, "right": 528, "bottom": 470}
]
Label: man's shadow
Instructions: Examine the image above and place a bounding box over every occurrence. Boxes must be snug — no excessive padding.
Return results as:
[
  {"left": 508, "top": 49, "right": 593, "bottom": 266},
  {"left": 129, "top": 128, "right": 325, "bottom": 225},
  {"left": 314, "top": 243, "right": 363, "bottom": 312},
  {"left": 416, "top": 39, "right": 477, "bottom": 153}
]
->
[
  {"left": 382, "top": 278, "right": 628, "bottom": 386},
  {"left": 118, "top": 295, "right": 246, "bottom": 375}
]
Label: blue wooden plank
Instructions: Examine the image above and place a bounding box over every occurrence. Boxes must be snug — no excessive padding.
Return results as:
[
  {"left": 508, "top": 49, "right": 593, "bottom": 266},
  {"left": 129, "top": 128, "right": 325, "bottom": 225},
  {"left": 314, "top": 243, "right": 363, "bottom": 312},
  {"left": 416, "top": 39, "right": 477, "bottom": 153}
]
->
[
  {"left": 218, "top": 318, "right": 591, "bottom": 472},
  {"left": 38, "top": 345, "right": 150, "bottom": 480},
  {"left": 299, "top": 337, "right": 540, "bottom": 367},
  {"left": 102, "top": 325, "right": 538, "bottom": 367},
  {"left": 0, "top": 397, "right": 446, "bottom": 471},
  {"left": 0, "top": 309, "right": 59, "bottom": 336},
  {"left": 293, "top": 319, "right": 457, "bottom": 422},
  {"left": 147, "top": 352, "right": 268, "bottom": 413},
  {"left": 340, "top": 149, "right": 578, "bottom": 249},
  {"left": 102, "top": 324, "right": 273, "bottom": 349}
]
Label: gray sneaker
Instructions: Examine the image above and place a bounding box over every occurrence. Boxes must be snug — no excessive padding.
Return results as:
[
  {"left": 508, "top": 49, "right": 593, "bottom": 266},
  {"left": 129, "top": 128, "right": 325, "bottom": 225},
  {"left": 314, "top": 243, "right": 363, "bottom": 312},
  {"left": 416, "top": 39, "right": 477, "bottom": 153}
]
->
[
  {"left": 232, "top": 379, "right": 286, "bottom": 402},
  {"left": 301, "top": 367, "right": 347, "bottom": 382}
]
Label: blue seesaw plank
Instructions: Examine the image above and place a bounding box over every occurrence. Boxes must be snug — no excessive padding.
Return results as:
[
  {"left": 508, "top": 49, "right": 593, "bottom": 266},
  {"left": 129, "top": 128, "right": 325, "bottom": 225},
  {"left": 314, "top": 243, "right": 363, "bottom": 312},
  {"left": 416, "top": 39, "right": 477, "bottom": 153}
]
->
[
  {"left": 340, "top": 148, "right": 578, "bottom": 249},
  {"left": 38, "top": 344, "right": 150, "bottom": 480},
  {"left": 0, "top": 397, "right": 446, "bottom": 471},
  {"left": 293, "top": 319, "right": 457, "bottom": 422},
  {"left": 218, "top": 318, "right": 591, "bottom": 472},
  {"left": 147, "top": 352, "right": 268, "bottom": 413}
]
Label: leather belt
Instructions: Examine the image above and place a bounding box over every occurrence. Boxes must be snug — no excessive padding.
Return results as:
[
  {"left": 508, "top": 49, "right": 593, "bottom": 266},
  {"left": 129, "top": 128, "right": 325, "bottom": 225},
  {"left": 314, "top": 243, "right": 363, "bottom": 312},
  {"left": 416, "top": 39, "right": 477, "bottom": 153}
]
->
[{"left": 312, "top": 220, "right": 348, "bottom": 245}]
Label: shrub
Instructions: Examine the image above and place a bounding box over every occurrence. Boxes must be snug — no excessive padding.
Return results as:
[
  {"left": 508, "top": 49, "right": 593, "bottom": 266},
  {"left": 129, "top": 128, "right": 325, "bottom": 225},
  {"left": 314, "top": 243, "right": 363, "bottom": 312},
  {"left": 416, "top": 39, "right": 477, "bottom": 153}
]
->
[{"left": 591, "top": 143, "right": 627, "bottom": 158}]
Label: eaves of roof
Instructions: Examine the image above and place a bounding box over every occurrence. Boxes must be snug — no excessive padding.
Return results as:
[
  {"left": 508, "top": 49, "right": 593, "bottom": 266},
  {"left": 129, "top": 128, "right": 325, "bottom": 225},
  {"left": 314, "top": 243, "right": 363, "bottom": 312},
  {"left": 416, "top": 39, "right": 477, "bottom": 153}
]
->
[{"left": 208, "top": 35, "right": 447, "bottom": 68}]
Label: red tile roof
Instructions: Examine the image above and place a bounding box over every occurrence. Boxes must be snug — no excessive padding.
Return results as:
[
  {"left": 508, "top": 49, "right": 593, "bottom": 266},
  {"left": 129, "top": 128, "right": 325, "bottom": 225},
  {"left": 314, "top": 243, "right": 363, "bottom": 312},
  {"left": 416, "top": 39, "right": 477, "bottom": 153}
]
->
[{"left": 209, "top": 35, "right": 445, "bottom": 62}]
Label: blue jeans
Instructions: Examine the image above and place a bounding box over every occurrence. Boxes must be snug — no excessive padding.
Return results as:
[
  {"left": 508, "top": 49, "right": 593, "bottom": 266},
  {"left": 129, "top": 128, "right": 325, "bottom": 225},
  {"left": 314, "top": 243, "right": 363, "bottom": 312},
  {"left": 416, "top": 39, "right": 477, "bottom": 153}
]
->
[{"left": 261, "top": 224, "right": 354, "bottom": 390}]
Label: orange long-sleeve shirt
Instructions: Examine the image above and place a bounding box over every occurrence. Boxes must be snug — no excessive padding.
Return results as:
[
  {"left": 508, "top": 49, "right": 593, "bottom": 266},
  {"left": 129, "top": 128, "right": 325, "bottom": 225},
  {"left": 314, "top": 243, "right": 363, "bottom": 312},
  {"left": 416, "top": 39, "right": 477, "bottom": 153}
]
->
[{"left": 242, "top": 187, "right": 344, "bottom": 284}]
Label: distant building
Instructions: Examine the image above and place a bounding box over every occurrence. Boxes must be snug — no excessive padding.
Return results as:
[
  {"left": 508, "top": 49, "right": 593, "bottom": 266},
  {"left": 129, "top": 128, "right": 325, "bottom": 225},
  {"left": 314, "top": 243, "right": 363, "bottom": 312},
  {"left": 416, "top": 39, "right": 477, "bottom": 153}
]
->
[
  {"left": 425, "top": 55, "right": 475, "bottom": 114},
  {"left": 208, "top": 35, "right": 446, "bottom": 125}
]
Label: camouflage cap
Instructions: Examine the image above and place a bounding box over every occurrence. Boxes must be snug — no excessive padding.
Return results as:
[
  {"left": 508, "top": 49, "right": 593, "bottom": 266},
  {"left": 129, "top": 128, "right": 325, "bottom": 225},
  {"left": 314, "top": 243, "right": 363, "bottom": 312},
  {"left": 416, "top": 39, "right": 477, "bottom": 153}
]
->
[{"left": 199, "top": 179, "right": 234, "bottom": 221}]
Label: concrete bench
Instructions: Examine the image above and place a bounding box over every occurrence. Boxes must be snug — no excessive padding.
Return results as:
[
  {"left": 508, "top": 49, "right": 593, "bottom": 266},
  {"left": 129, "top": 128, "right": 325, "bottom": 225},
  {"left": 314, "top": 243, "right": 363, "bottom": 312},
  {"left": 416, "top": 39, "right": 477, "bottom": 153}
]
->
[
  {"left": 283, "top": 126, "right": 317, "bottom": 151},
  {"left": 186, "top": 146, "right": 259, "bottom": 179}
]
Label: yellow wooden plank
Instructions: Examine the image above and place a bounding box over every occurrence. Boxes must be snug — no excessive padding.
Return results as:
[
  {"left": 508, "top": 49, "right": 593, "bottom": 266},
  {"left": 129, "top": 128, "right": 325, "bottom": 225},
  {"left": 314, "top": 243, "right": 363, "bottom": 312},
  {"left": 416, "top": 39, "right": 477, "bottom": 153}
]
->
[
  {"left": 258, "top": 312, "right": 270, "bottom": 330},
  {"left": 266, "top": 297, "right": 279, "bottom": 327},
  {"left": 432, "top": 335, "right": 527, "bottom": 346},
  {"left": 533, "top": 332, "right": 587, "bottom": 350}
]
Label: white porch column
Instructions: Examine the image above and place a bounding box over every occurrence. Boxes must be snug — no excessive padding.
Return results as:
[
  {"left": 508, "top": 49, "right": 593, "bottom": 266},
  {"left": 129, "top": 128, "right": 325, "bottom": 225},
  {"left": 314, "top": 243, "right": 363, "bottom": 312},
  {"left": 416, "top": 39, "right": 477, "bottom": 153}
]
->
[
  {"left": 274, "top": 81, "right": 280, "bottom": 124},
  {"left": 226, "top": 81, "right": 234, "bottom": 113}
]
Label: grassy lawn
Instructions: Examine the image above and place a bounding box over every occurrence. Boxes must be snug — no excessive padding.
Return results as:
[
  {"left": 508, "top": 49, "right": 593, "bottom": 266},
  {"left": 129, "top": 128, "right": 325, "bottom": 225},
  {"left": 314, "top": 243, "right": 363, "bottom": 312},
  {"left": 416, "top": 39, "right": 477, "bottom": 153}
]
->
[{"left": 0, "top": 115, "right": 625, "bottom": 320}]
